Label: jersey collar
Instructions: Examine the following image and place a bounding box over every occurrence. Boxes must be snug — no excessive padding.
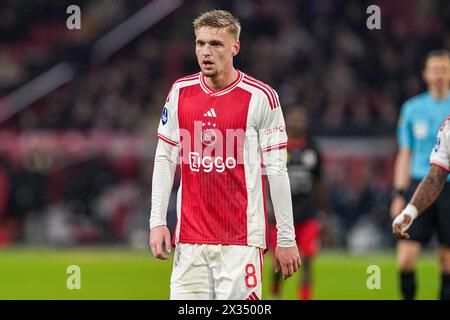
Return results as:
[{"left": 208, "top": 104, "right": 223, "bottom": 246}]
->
[{"left": 199, "top": 70, "right": 243, "bottom": 96}]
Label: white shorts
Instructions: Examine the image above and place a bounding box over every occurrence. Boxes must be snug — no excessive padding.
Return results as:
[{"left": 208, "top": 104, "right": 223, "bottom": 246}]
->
[{"left": 170, "top": 243, "right": 264, "bottom": 300}]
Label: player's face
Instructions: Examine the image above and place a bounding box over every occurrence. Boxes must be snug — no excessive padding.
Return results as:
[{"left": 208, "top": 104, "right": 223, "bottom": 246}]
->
[
  {"left": 287, "top": 108, "right": 307, "bottom": 136},
  {"left": 423, "top": 56, "right": 450, "bottom": 90},
  {"left": 195, "top": 27, "right": 240, "bottom": 78}
]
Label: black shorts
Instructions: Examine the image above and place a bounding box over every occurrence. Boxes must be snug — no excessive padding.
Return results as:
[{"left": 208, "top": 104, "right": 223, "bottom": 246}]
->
[{"left": 405, "top": 179, "right": 450, "bottom": 247}]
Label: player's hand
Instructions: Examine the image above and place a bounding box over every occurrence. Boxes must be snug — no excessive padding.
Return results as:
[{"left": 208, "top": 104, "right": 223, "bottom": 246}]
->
[
  {"left": 275, "top": 245, "right": 301, "bottom": 280},
  {"left": 392, "top": 205, "right": 418, "bottom": 239},
  {"left": 392, "top": 213, "right": 412, "bottom": 239},
  {"left": 149, "top": 225, "right": 171, "bottom": 260},
  {"left": 390, "top": 195, "right": 406, "bottom": 218}
]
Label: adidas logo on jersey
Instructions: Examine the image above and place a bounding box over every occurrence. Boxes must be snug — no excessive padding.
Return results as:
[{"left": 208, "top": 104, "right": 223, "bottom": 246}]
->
[
  {"left": 246, "top": 292, "right": 260, "bottom": 300},
  {"left": 203, "top": 108, "right": 217, "bottom": 117}
]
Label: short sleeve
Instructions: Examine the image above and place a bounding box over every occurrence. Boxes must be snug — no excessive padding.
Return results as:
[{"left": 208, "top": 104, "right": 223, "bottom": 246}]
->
[
  {"left": 397, "top": 102, "right": 412, "bottom": 149},
  {"left": 258, "top": 92, "right": 288, "bottom": 153},
  {"left": 430, "top": 117, "right": 450, "bottom": 172},
  {"left": 157, "top": 86, "right": 180, "bottom": 146}
]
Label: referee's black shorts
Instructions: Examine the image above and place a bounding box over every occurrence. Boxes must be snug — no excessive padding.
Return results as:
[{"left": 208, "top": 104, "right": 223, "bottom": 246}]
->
[{"left": 405, "top": 179, "right": 450, "bottom": 247}]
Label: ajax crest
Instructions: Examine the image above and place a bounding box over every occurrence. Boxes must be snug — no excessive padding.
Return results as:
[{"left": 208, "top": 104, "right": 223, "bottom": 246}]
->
[
  {"left": 201, "top": 127, "right": 217, "bottom": 146},
  {"left": 201, "top": 107, "right": 218, "bottom": 146}
]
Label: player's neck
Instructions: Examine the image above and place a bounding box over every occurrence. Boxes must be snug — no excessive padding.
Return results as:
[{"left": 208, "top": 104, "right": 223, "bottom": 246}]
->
[
  {"left": 429, "top": 87, "right": 449, "bottom": 100},
  {"left": 204, "top": 68, "right": 238, "bottom": 91}
]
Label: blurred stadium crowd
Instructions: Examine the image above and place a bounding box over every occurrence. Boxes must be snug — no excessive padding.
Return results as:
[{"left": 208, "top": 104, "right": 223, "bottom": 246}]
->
[{"left": 0, "top": 0, "right": 449, "bottom": 249}]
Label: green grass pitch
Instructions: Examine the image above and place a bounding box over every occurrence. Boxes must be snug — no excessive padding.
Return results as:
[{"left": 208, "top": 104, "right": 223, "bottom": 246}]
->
[{"left": 0, "top": 248, "right": 440, "bottom": 300}]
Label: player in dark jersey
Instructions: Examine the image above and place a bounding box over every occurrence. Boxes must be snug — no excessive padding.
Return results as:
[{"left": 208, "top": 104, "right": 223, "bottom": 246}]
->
[{"left": 268, "top": 105, "right": 333, "bottom": 300}]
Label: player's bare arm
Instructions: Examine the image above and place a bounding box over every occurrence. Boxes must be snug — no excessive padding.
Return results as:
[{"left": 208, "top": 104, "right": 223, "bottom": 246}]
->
[
  {"left": 411, "top": 165, "right": 448, "bottom": 212},
  {"left": 313, "top": 179, "right": 335, "bottom": 243},
  {"left": 393, "top": 165, "right": 448, "bottom": 239}
]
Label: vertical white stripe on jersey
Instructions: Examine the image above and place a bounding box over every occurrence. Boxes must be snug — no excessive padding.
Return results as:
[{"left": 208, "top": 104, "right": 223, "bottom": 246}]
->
[
  {"left": 239, "top": 79, "right": 293, "bottom": 249},
  {"left": 242, "top": 86, "right": 267, "bottom": 248}
]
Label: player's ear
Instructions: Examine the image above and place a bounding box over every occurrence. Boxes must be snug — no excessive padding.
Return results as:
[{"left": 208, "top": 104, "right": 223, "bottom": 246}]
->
[{"left": 232, "top": 40, "right": 240, "bottom": 57}]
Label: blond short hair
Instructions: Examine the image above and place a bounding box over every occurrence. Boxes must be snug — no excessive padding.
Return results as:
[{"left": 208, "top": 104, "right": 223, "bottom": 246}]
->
[{"left": 193, "top": 10, "right": 241, "bottom": 40}]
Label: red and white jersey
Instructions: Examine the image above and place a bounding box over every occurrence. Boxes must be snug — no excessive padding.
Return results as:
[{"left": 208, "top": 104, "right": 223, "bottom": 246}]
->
[
  {"left": 430, "top": 116, "right": 450, "bottom": 172},
  {"left": 157, "top": 70, "right": 287, "bottom": 248}
]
